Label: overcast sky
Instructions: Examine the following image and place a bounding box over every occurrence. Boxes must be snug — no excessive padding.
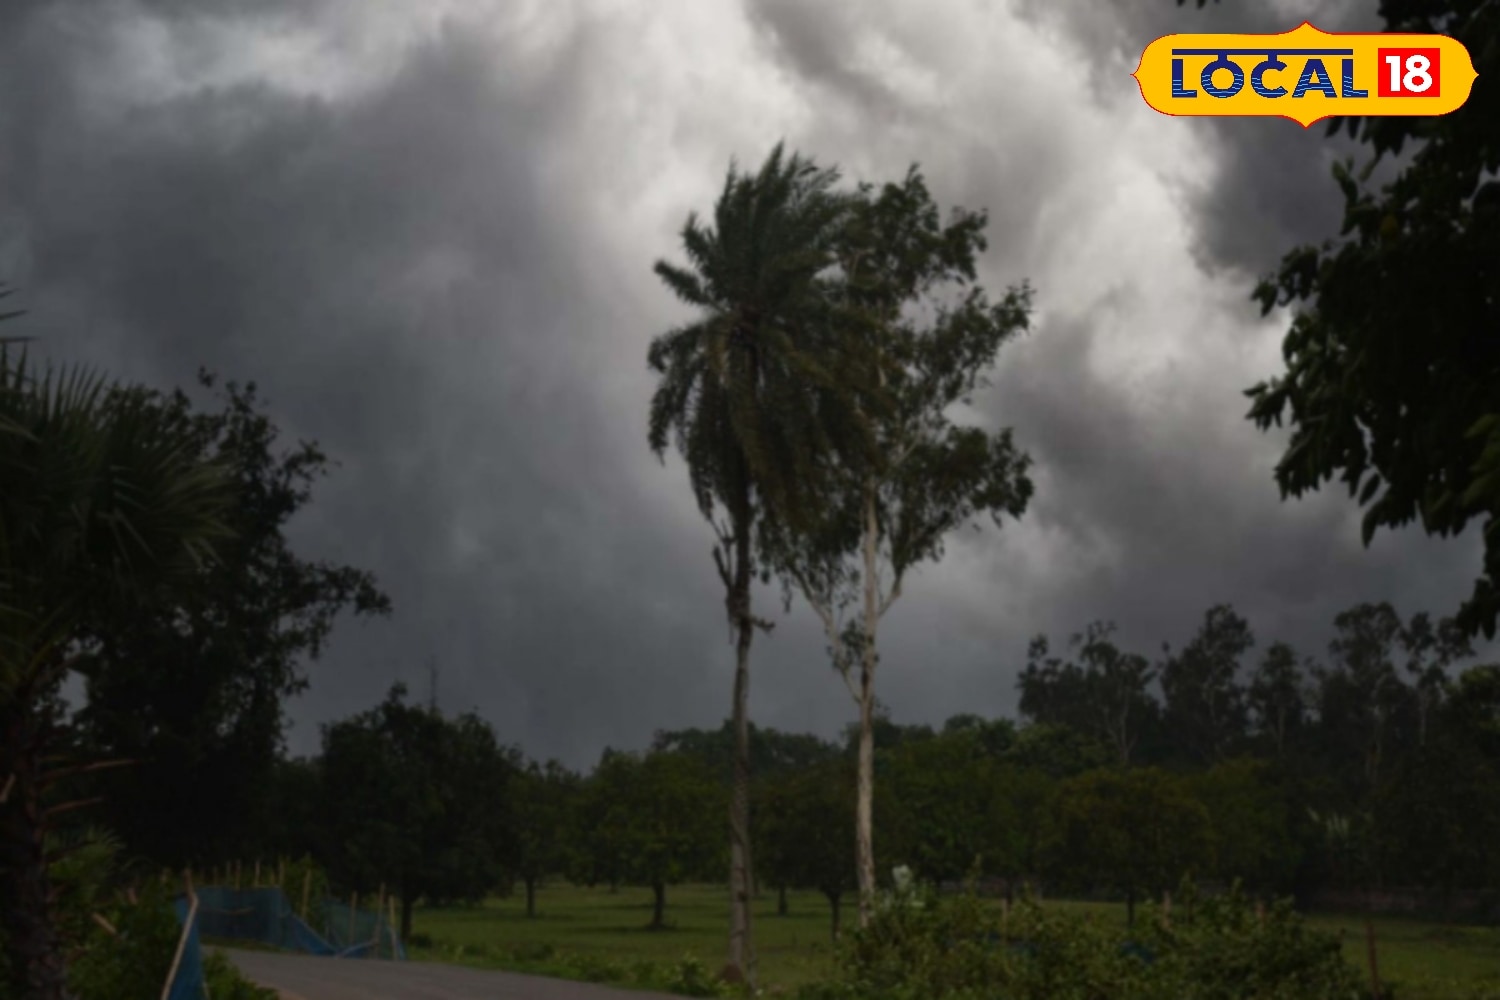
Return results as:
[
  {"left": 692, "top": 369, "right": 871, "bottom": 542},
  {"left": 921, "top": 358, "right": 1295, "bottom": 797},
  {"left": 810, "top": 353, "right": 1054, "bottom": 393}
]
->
[{"left": 3, "top": 0, "right": 1492, "bottom": 769}]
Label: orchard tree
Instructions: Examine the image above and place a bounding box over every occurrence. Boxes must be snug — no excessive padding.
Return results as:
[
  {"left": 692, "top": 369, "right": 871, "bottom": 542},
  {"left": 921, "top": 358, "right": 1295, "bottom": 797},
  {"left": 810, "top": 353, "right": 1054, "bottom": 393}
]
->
[
  {"left": 1185, "top": 0, "right": 1500, "bottom": 639},
  {"left": 588, "top": 750, "right": 724, "bottom": 929},
  {"left": 1042, "top": 767, "right": 1211, "bottom": 926},
  {"left": 570, "top": 749, "right": 631, "bottom": 893},
  {"left": 318, "top": 684, "right": 518, "bottom": 940},
  {"left": 940, "top": 713, "right": 1018, "bottom": 759},
  {"left": 1187, "top": 758, "right": 1300, "bottom": 893},
  {"left": 1001, "top": 722, "right": 1112, "bottom": 779},
  {"left": 879, "top": 731, "right": 997, "bottom": 886},
  {"left": 754, "top": 758, "right": 856, "bottom": 939},
  {"left": 652, "top": 721, "right": 840, "bottom": 783},
  {"left": 512, "top": 759, "right": 581, "bottom": 917},
  {"left": 647, "top": 143, "right": 868, "bottom": 982},
  {"left": 770, "top": 166, "right": 1034, "bottom": 925},
  {"left": 0, "top": 344, "right": 234, "bottom": 1000}
]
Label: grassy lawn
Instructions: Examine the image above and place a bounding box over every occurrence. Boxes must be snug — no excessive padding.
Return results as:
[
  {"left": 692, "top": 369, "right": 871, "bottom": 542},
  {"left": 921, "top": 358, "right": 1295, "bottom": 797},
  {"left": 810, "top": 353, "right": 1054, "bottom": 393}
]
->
[{"left": 409, "top": 882, "right": 1500, "bottom": 998}]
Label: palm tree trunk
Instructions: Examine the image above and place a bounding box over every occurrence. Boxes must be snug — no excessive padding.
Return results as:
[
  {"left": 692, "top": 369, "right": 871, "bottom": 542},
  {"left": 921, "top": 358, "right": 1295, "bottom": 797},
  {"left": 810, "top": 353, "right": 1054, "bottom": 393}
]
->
[
  {"left": 725, "top": 506, "right": 756, "bottom": 988},
  {"left": 855, "top": 483, "right": 879, "bottom": 928},
  {"left": 0, "top": 704, "right": 67, "bottom": 1000}
]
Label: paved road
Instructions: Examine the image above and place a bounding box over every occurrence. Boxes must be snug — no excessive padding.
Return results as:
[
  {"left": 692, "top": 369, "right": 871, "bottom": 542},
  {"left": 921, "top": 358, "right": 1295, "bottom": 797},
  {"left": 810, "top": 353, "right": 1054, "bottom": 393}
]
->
[{"left": 223, "top": 949, "right": 687, "bottom": 1000}]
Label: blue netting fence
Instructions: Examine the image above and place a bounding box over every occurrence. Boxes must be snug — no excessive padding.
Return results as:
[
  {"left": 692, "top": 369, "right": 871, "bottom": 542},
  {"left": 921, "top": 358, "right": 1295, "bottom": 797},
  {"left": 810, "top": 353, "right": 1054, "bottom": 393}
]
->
[
  {"left": 162, "top": 884, "right": 405, "bottom": 999},
  {"left": 193, "top": 885, "right": 406, "bottom": 960}
]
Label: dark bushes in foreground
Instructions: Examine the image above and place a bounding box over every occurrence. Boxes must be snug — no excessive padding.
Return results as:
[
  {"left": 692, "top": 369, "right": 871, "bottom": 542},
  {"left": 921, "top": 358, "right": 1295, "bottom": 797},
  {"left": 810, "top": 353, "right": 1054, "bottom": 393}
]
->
[{"left": 797, "top": 878, "right": 1369, "bottom": 1000}]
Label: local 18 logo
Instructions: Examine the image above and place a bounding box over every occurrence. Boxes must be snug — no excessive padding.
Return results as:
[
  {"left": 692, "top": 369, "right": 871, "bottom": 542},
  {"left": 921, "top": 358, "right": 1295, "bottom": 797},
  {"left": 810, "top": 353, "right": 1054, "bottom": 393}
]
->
[{"left": 1133, "top": 21, "right": 1477, "bottom": 126}]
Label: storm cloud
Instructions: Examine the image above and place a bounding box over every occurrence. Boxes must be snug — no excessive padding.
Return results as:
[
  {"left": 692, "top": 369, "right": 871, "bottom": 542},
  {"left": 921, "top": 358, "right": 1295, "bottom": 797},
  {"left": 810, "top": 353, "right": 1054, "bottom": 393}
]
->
[{"left": 2, "top": 0, "right": 1490, "bottom": 767}]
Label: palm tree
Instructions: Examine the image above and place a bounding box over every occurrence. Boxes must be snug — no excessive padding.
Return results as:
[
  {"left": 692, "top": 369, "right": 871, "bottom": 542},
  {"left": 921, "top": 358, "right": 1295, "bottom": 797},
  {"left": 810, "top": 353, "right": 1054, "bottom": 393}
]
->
[
  {"left": 647, "top": 144, "right": 869, "bottom": 986},
  {"left": 0, "top": 329, "right": 234, "bottom": 1000}
]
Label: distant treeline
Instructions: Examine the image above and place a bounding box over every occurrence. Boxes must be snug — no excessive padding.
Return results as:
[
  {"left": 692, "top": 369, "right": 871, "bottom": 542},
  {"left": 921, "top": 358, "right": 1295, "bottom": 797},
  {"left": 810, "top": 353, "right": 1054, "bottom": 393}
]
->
[{"left": 76, "top": 599, "right": 1497, "bottom": 937}]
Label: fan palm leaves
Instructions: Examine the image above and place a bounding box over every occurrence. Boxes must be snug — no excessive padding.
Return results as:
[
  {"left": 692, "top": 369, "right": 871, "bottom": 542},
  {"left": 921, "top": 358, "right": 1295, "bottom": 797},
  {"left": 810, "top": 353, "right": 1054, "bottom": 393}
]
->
[{"left": 0, "top": 307, "right": 236, "bottom": 1000}]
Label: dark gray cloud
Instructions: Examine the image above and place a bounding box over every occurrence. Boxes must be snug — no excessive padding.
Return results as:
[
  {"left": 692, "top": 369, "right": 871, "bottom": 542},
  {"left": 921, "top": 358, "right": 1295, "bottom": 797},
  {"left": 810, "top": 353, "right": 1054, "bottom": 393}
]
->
[
  {"left": 1006, "top": 0, "right": 1384, "bottom": 275},
  {"left": 3, "top": 0, "right": 1491, "bottom": 769}
]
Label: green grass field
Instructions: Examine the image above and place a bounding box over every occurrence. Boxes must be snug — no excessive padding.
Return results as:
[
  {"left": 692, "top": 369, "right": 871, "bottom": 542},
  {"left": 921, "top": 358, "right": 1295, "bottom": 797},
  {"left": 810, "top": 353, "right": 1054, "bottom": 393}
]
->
[{"left": 407, "top": 882, "right": 1500, "bottom": 998}]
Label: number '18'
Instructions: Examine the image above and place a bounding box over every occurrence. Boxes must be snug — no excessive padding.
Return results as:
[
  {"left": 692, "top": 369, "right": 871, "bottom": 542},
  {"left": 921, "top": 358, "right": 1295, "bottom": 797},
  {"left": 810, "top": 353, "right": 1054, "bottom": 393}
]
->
[{"left": 1377, "top": 48, "right": 1441, "bottom": 96}]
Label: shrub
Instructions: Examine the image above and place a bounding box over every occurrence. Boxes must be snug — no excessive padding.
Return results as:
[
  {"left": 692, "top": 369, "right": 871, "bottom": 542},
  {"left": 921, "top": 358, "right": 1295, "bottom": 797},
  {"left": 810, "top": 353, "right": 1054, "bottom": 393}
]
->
[
  {"left": 67, "top": 880, "right": 182, "bottom": 1000},
  {"left": 798, "top": 875, "right": 1369, "bottom": 1000}
]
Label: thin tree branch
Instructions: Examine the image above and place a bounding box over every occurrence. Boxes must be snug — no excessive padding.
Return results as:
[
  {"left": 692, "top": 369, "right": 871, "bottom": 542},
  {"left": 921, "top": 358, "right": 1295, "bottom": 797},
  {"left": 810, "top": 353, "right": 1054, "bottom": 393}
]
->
[
  {"left": 43, "top": 796, "right": 105, "bottom": 820},
  {"left": 39, "top": 758, "right": 139, "bottom": 787}
]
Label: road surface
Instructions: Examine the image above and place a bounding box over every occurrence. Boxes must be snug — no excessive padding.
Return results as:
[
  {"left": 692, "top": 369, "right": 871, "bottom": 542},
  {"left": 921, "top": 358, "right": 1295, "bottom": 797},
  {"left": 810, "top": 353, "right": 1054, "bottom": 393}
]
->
[{"left": 223, "top": 948, "right": 688, "bottom": 1000}]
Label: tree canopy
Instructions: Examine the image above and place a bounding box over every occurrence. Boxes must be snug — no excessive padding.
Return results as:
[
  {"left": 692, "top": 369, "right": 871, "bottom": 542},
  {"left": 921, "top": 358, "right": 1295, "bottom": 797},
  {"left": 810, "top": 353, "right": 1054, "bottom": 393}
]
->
[{"left": 1184, "top": 0, "right": 1500, "bottom": 638}]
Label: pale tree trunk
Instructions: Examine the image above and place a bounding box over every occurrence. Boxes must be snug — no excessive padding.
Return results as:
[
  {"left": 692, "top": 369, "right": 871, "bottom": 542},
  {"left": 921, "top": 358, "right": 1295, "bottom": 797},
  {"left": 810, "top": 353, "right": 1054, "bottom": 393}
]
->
[
  {"left": 855, "top": 482, "right": 880, "bottom": 928},
  {"left": 855, "top": 671, "right": 876, "bottom": 926},
  {"left": 724, "top": 513, "right": 756, "bottom": 989}
]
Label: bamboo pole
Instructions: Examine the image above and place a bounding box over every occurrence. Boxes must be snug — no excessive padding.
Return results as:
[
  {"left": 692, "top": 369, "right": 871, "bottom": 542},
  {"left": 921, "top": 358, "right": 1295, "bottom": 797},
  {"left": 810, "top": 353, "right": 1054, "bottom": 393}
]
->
[
  {"left": 1366, "top": 920, "right": 1383, "bottom": 999},
  {"left": 375, "top": 883, "right": 386, "bottom": 948},
  {"left": 161, "top": 872, "right": 199, "bottom": 1000},
  {"left": 1162, "top": 890, "right": 1172, "bottom": 928},
  {"left": 301, "top": 869, "right": 312, "bottom": 922},
  {"left": 253, "top": 859, "right": 261, "bottom": 887},
  {"left": 349, "top": 891, "right": 358, "bottom": 946}
]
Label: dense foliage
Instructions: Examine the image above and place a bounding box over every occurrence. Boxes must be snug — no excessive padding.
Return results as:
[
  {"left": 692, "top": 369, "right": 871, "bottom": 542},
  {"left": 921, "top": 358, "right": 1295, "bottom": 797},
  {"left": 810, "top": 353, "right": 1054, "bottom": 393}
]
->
[
  {"left": 795, "top": 877, "right": 1367, "bottom": 1000},
  {"left": 1186, "top": 0, "right": 1500, "bottom": 640}
]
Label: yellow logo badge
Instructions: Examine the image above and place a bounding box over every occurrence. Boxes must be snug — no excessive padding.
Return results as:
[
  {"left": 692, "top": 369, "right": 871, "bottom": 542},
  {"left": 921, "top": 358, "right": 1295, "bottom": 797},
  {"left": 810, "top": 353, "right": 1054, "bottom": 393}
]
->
[{"left": 1132, "top": 21, "right": 1477, "bottom": 127}]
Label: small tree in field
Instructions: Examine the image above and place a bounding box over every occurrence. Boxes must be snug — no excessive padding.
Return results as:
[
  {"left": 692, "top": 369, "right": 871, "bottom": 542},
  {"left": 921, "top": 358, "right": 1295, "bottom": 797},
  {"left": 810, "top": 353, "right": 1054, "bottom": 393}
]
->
[
  {"left": 588, "top": 750, "right": 723, "bottom": 929},
  {"left": 768, "top": 166, "right": 1034, "bottom": 926},
  {"left": 754, "top": 757, "right": 856, "bottom": 940},
  {"left": 512, "top": 759, "right": 581, "bottom": 917},
  {"left": 1042, "top": 767, "right": 1211, "bottom": 926}
]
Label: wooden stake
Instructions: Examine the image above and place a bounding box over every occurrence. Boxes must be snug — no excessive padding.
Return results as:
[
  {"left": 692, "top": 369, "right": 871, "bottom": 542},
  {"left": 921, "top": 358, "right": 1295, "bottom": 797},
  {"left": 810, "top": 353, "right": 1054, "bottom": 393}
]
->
[
  {"left": 301, "top": 868, "right": 313, "bottom": 922},
  {"left": 1366, "top": 920, "right": 1383, "bottom": 999},
  {"left": 349, "top": 891, "right": 358, "bottom": 945},
  {"left": 1162, "top": 890, "right": 1172, "bottom": 928},
  {"left": 388, "top": 895, "right": 399, "bottom": 957},
  {"left": 253, "top": 859, "right": 261, "bottom": 887}
]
